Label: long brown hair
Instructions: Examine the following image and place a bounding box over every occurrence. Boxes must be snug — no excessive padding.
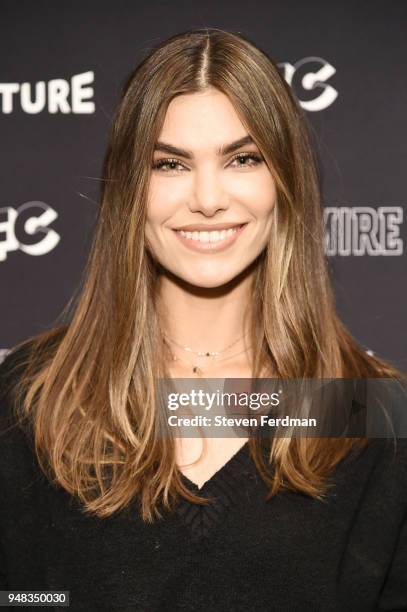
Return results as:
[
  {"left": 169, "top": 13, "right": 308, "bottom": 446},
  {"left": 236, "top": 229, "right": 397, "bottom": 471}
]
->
[{"left": 4, "top": 27, "right": 405, "bottom": 521}]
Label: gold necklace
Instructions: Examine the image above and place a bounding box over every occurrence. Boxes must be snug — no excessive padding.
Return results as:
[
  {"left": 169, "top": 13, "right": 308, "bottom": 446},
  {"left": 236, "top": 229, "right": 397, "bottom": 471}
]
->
[
  {"left": 163, "top": 338, "right": 252, "bottom": 376},
  {"left": 163, "top": 330, "right": 249, "bottom": 357}
]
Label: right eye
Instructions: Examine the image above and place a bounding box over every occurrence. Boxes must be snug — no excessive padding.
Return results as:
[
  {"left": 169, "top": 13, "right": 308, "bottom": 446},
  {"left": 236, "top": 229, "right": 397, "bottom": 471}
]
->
[{"left": 152, "top": 158, "right": 187, "bottom": 173}]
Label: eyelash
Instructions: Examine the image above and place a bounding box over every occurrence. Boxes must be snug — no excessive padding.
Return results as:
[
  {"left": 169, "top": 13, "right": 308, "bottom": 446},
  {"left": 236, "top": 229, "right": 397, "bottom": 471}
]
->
[{"left": 152, "top": 152, "right": 264, "bottom": 173}]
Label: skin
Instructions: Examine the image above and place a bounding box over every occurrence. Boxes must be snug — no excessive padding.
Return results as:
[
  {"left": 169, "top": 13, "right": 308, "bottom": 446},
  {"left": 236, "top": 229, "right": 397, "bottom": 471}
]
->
[
  {"left": 146, "top": 87, "right": 277, "bottom": 374},
  {"left": 145, "top": 87, "right": 277, "bottom": 483}
]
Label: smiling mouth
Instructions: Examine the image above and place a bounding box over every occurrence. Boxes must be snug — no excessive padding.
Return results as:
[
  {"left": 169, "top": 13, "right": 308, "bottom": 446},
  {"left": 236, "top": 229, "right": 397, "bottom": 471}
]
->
[
  {"left": 176, "top": 224, "right": 246, "bottom": 243},
  {"left": 173, "top": 223, "right": 248, "bottom": 252}
]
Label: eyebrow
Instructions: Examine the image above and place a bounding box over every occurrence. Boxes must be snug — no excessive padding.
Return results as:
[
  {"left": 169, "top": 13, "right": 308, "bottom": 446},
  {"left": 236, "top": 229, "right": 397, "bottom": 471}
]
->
[{"left": 153, "top": 135, "right": 255, "bottom": 159}]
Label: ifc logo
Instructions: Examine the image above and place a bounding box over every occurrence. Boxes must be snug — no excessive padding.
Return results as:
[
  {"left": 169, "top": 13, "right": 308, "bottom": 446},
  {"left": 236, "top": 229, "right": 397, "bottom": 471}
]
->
[
  {"left": 279, "top": 56, "right": 338, "bottom": 111},
  {"left": 0, "top": 200, "right": 60, "bottom": 262}
]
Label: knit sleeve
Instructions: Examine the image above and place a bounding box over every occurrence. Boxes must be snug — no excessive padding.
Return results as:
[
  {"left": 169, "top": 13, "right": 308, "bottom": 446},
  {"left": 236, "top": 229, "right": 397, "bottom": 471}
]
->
[
  {"left": 0, "top": 346, "right": 26, "bottom": 430},
  {"left": 0, "top": 545, "right": 8, "bottom": 589},
  {"left": 378, "top": 510, "right": 407, "bottom": 610},
  {"left": 0, "top": 342, "right": 35, "bottom": 591}
]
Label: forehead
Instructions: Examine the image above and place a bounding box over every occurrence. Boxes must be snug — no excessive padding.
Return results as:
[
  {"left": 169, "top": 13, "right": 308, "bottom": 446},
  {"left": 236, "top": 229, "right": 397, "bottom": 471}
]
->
[{"left": 157, "top": 89, "right": 247, "bottom": 144}]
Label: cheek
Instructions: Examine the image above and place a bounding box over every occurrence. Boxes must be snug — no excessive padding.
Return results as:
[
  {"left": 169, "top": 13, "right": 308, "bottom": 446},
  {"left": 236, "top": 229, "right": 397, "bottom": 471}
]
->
[
  {"left": 145, "top": 208, "right": 160, "bottom": 231},
  {"left": 260, "top": 175, "right": 277, "bottom": 215},
  {"left": 146, "top": 182, "right": 180, "bottom": 235},
  {"left": 144, "top": 211, "right": 156, "bottom": 240},
  {"left": 231, "top": 171, "right": 277, "bottom": 216},
  {"left": 148, "top": 177, "right": 182, "bottom": 212},
  {"left": 146, "top": 188, "right": 162, "bottom": 225},
  {"left": 146, "top": 191, "right": 168, "bottom": 236}
]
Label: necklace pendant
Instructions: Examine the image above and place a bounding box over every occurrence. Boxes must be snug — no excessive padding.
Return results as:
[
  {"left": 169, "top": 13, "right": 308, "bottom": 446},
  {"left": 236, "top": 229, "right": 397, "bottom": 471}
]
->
[{"left": 193, "top": 366, "right": 202, "bottom": 375}]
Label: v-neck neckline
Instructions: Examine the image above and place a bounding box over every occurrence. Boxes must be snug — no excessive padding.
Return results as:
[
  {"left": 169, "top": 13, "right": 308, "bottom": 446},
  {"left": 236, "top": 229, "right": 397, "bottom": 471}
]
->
[
  {"left": 177, "top": 440, "right": 250, "bottom": 492},
  {"left": 174, "top": 440, "right": 257, "bottom": 542}
]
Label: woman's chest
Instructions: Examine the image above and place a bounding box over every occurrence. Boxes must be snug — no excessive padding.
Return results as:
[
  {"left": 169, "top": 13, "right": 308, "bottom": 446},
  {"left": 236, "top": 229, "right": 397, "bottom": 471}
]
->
[{"left": 5, "top": 473, "right": 397, "bottom": 611}]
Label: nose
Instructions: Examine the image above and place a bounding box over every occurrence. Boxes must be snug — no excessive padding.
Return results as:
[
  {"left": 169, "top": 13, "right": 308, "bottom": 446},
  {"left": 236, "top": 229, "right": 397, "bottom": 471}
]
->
[{"left": 188, "top": 166, "right": 229, "bottom": 217}]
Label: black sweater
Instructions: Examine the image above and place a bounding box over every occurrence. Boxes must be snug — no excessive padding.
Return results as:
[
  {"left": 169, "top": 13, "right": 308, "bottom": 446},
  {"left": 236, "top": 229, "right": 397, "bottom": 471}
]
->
[{"left": 0, "top": 345, "right": 407, "bottom": 611}]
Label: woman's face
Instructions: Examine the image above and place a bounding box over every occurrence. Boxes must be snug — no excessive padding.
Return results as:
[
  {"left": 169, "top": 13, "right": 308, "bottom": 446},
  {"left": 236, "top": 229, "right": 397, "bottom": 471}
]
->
[{"left": 146, "top": 87, "right": 277, "bottom": 288}]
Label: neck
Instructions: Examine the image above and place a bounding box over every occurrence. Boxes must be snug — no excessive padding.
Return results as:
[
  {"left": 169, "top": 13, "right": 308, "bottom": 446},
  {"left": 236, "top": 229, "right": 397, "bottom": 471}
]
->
[{"left": 157, "top": 267, "right": 255, "bottom": 352}]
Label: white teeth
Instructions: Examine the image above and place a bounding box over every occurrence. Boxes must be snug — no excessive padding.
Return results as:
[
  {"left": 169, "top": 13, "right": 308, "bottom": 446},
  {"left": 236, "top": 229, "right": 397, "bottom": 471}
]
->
[{"left": 179, "top": 226, "right": 239, "bottom": 243}]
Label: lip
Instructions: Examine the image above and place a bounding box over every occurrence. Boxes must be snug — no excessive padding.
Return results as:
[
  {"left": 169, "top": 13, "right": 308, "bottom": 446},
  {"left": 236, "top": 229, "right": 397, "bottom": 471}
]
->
[
  {"left": 172, "top": 223, "right": 248, "bottom": 253},
  {"left": 174, "top": 222, "right": 246, "bottom": 231}
]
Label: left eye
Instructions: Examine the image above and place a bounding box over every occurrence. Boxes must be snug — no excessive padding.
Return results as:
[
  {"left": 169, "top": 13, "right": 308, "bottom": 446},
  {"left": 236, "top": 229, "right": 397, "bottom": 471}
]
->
[{"left": 230, "top": 153, "right": 263, "bottom": 167}]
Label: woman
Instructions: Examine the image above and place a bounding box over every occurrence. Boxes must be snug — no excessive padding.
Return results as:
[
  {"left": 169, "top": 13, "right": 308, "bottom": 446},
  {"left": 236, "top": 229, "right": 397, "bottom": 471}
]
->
[{"left": 1, "top": 27, "right": 406, "bottom": 611}]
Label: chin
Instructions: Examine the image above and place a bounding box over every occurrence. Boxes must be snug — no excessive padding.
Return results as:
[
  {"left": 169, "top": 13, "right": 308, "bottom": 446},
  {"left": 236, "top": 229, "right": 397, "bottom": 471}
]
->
[
  {"left": 179, "top": 263, "right": 249, "bottom": 290},
  {"left": 189, "top": 277, "right": 231, "bottom": 289}
]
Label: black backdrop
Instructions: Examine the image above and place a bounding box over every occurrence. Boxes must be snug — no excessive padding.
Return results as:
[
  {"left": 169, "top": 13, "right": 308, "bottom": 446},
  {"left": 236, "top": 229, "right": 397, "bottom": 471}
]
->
[{"left": 1, "top": 0, "right": 406, "bottom": 370}]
